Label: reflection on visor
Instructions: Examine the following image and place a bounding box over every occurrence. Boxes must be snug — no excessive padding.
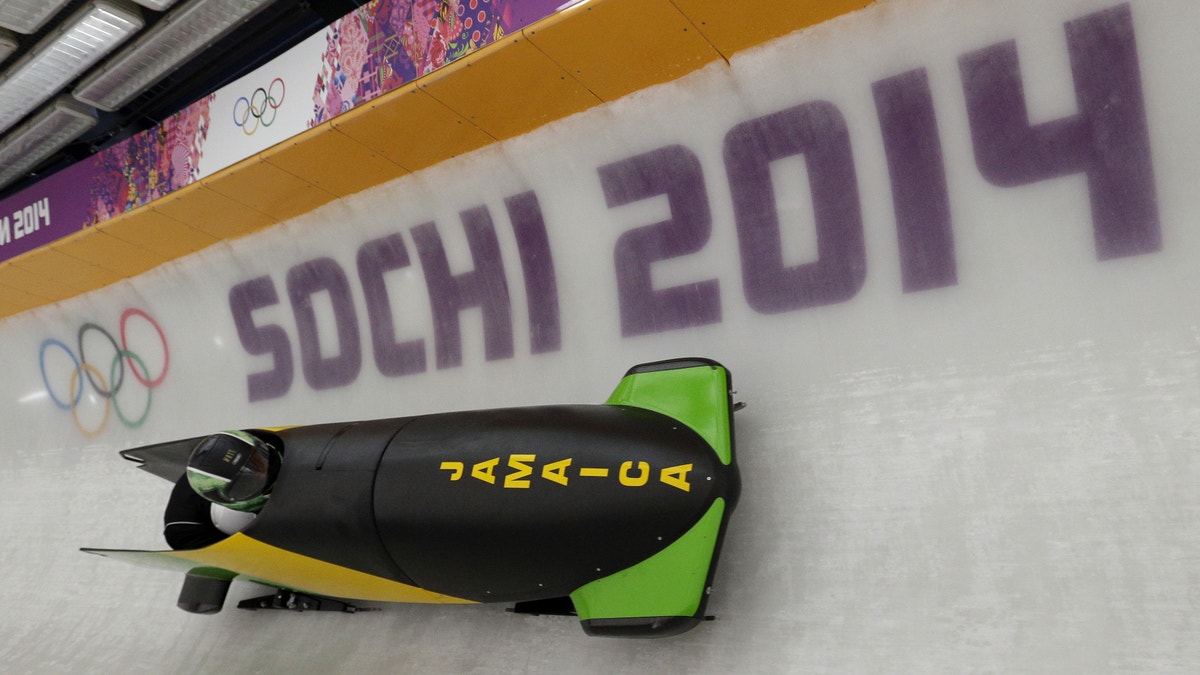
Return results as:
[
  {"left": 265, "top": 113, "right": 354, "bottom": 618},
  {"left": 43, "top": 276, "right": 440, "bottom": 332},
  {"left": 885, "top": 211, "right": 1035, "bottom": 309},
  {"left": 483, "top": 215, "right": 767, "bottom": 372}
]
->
[
  {"left": 223, "top": 448, "right": 270, "bottom": 502},
  {"left": 191, "top": 443, "right": 271, "bottom": 505}
]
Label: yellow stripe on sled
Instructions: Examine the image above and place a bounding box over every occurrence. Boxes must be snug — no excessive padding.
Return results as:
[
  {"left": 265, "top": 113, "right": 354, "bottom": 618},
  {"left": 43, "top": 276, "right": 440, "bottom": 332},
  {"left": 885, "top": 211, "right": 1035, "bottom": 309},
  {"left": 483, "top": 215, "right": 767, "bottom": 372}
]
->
[{"left": 165, "top": 533, "right": 475, "bottom": 605}]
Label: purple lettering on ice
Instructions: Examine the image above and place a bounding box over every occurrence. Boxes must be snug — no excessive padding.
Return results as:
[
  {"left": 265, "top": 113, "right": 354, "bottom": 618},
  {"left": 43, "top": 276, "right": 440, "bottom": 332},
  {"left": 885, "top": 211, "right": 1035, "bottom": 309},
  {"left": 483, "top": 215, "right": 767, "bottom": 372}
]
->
[
  {"left": 227, "top": 4, "right": 1160, "bottom": 399},
  {"left": 872, "top": 68, "right": 957, "bottom": 292},
  {"left": 724, "top": 101, "right": 866, "bottom": 314},
  {"left": 598, "top": 144, "right": 721, "bottom": 337},
  {"left": 287, "top": 257, "right": 362, "bottom": 390},
  {"left": 959, "top": 3, "right": 1159, "bottom": 259},
  {"left": 229, "top": 192, "right": 561, "bottom": 401},
  {"left": 357, "top": 232, "right": 426, "bottom": 377},
  {"left": 229, "top": 276, "right": 294, "bottom": 402},
  {"left": 411, "top": 208, "right": 513, "bottom": 370},
  {"left": 506, "top": 191, "right": 561, "bottom": 354}
]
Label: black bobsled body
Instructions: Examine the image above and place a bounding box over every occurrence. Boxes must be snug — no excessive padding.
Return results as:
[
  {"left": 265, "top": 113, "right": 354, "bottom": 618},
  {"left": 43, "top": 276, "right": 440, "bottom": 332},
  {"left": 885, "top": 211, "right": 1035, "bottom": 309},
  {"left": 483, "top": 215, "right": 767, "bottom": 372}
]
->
[{"left": 86, "top": 358, "right": 741, "bottom": 638}]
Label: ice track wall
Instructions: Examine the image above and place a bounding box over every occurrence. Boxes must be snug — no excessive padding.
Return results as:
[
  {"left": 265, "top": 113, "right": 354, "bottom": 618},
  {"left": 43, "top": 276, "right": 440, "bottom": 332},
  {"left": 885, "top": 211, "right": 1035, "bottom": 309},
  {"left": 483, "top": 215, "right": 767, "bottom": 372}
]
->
[{"left": 2, "top": 0, "right": 1198, "bottom": 671}]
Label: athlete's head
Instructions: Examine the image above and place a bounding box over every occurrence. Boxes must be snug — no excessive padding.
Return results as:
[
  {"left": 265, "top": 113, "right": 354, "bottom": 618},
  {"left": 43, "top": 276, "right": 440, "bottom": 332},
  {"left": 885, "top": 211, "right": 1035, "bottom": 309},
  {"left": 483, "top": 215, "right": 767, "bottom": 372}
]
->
[{"left": 186, "top": 430, "right": 280, "bottom": 512}]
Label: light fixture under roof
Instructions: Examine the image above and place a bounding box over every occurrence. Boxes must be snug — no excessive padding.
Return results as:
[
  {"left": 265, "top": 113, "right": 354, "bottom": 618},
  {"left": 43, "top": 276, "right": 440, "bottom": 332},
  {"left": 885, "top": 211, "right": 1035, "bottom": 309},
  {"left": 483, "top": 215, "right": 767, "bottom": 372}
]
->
[
  {"left": 0, "top": 0, "right": 75, "bottom": 35},
  {"left": 0, "top": 27, "right": 17, "bottom": 63},
  {"left": 0, "top": 0, "right": 142, "bottom": 136},
  {"left": 74, "top": 0, "right": 276, "bottom": 112},
  {"left": 0, "top": 96, "right": 97, "bottom": 190},
  {"left": 129, "top": 0, "right": 181, "bottom": 10}
]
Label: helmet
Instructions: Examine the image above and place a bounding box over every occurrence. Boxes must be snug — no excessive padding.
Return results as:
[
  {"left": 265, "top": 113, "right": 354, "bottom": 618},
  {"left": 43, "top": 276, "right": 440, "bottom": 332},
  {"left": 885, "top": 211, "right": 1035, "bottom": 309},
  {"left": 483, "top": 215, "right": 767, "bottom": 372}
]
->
[{"left": 186, "top": 431, "right": 280, "bottom": 512}]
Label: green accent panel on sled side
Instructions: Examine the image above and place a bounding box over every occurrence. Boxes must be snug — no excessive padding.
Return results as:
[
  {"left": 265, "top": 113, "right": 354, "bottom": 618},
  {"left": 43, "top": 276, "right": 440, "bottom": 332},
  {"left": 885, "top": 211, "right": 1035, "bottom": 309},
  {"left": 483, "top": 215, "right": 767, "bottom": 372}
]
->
[
  {"left": 569, "top": 498, "right": 725, "bottom": 621},
  {"left": 606, "top": 363, "right": 732, "bottom": 465},
  {"left": 81, "top": 548, "right": 237, "bottom": 581}
]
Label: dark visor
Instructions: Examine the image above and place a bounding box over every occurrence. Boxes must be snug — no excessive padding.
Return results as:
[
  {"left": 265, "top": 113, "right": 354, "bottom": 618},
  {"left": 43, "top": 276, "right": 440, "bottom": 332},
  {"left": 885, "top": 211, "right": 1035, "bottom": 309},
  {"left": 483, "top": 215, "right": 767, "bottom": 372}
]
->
[
  {"left": 192, "top": 442, "right": 272, "bottom": 504},
  {"left": 221, "top": 446, "right": 271, "bottom": 502}
]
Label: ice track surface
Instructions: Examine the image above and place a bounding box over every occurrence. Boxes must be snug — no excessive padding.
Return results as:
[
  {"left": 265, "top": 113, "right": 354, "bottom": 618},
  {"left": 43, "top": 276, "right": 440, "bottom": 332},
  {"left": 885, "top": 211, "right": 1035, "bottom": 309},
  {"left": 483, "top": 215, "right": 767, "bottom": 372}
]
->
[{"left": 1, "top": 0, "right": 1198, "bottom": 671}]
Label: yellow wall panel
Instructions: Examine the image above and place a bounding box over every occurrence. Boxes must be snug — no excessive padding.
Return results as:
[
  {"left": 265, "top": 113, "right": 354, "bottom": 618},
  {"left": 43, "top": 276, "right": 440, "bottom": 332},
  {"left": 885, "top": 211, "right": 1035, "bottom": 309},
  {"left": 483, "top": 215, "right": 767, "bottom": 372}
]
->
[
  {"left": 420, "top": 36, "right": 601, "bottom": 141},
  {"left": 151, "top": 182, "right": 274, "bottom": 241},
  {"left": 333, "top": 84, "right": 495, "bottom": 172},
  {"left": 6, "top": 248, "right": 77, "bottom": 294},
  {"left": 57, "top": 258, "right": 124, "bottom": 296},
  {"left": 8, "top": 247, "right": 121, "bottom": 299},
  {"left": 203, "top": 155, "right": 336, "bottom": 222},
  {"left": 0, "top": 296, "right": 22, "bottom": 317},
  {"left": 669, "top": 0, "right": 870, "bottom": 57},
  {"left": 99, "top": 208, "right": 220, "bottom": 260},
  {"left": 0, "top": 262, "right": 55, "bottom": 301},
  {"left": 262, "top": 123, "right": 410, "bottom": 197},
  {"left": 0, "top": 284, "right": 47, "bottom": 315},
  {"left": 53, "top": 228, "right": 163, "bottom": 278},
  {"left": 524, "top": 0, "right": 722, "bottom": 102}
]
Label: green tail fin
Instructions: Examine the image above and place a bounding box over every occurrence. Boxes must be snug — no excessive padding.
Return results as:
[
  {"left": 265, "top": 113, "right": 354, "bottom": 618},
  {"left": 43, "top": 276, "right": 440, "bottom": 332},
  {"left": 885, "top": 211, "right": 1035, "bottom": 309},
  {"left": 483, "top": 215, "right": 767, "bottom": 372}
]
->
[
  {"left": 570, "top": 499, "right": 727, "bottom": 637},
  {"left": 606, "top": 358, "right": 733, "bottom": 465}
]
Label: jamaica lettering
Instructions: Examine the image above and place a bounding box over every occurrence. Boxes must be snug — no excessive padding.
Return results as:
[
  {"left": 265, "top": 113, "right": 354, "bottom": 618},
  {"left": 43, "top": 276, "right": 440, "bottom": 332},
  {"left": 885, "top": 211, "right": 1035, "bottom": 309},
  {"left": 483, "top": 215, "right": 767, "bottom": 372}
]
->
[{"left": 440, "top": 456, "right": 693, "bottom": 492}]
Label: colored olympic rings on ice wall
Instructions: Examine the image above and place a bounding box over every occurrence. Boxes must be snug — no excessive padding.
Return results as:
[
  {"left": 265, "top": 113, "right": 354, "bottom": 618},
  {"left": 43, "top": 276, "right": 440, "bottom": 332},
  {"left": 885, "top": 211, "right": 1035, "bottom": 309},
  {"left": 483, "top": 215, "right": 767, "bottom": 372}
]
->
[
  {"left": 232, "top": 77, "right": 285, "bottom": 135},
  {"left": 38, "top": 309, "right": 170, "bottom": 438}
]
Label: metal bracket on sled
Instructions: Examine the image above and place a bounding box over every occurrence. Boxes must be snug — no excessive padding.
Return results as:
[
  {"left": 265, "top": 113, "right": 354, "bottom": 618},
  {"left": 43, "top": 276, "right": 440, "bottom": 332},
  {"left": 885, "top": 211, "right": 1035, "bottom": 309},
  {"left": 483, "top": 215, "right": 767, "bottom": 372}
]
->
[
  {"left": 237, "top": 589, "right": 377, "bottom": 613},
  {"left": 730, "top": 389, "right": 746, "bottom": 412}
]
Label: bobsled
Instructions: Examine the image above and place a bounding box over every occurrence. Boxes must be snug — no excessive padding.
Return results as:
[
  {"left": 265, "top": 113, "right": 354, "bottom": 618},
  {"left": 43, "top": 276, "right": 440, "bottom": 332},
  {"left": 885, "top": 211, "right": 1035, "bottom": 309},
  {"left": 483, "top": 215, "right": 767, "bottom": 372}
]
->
[{"left": 83, "top": 358, "right": 741, "bottom": 637}]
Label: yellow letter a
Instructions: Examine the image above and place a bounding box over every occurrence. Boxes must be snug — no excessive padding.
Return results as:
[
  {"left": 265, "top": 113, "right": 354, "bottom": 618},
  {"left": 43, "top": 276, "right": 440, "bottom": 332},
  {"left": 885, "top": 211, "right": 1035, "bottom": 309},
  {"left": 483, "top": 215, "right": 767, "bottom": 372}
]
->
[
  {"left": 659, "top": 463, "right": 693, "bottom": 492},
  {"left": 471, "top": 458, "right": 500, "bottom": 484},
  {"left": 541, "top": 458, "right": 571, "bottom": 486}
]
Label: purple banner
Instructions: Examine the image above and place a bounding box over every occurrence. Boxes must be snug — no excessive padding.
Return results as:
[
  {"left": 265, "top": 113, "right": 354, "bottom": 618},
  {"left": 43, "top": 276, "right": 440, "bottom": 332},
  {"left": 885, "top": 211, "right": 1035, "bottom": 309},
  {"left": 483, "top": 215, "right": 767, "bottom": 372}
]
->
[{"left": 0, "top": 159, "right": 96, "bottom": 264}]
